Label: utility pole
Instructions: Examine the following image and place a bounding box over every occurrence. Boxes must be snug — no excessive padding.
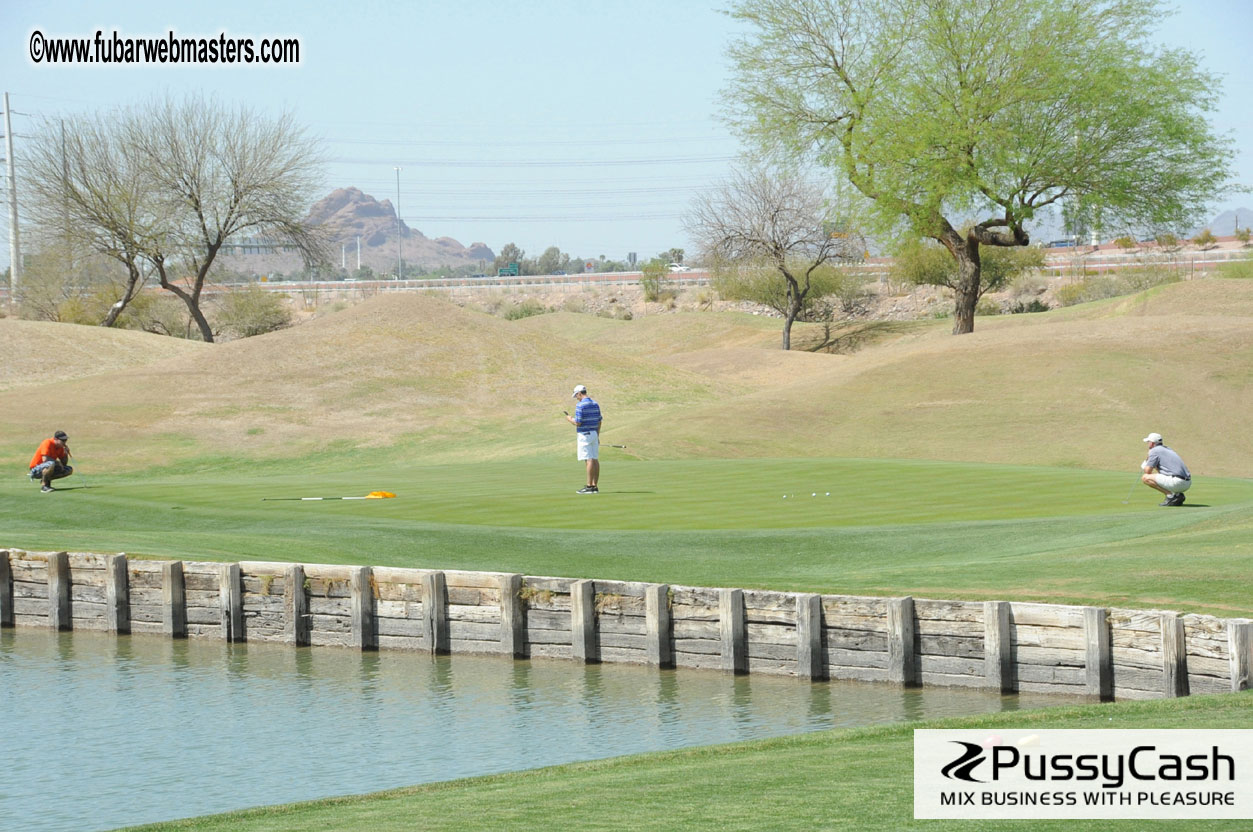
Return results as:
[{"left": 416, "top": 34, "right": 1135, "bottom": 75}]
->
[
  {"left": 3, "top": 92, "right": 21, "bottom": 295},
  {"left": 356, "top": 235, "right": 361, "bottom": 271},
  {"left": 341, "top": 243, "right": 346, "bottom": 271},
  {"left": 394, "top": 166, "right": 402, "bottom": 280}
]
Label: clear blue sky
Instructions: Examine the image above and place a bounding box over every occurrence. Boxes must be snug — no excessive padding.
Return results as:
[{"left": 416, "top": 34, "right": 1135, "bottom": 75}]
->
[{"left": 2, "top": 0, "right": 1250, "bottom": 269}]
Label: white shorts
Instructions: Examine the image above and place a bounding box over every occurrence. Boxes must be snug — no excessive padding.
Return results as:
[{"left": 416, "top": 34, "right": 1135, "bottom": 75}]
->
[
  {"left": 1153, "top": 473, "right": 1191, "bottom": 494},
  {"left": 577, "top": 431, "right": 599, "bottom": 461}
]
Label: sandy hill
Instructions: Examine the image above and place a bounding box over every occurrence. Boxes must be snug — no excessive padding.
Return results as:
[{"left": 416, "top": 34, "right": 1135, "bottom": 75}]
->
[
  {"left": 0, "top": 318, "right": 206, "bottom": 392},
  {"left": 2, "top": 279, "right": 1251, "bottom": 475}
]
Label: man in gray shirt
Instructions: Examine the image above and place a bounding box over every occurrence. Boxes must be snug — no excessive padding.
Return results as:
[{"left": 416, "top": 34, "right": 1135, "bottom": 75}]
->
[{"left": 1140, "top": 432, "right": 1192, "bottom": 506}]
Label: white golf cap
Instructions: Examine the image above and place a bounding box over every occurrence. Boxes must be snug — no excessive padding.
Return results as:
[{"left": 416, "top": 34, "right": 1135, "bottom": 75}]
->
[
  {"left": 572, "top": 384, "right": 587, "bottom": 398},
  {"left": 1143, "top": 432, "right": 1163, "bottom": 444}
]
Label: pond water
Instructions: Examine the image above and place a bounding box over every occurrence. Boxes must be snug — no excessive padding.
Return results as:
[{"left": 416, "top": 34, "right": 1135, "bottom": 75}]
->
[{"left": 1, "top": 629, "right": 1074, "bottom": 831}]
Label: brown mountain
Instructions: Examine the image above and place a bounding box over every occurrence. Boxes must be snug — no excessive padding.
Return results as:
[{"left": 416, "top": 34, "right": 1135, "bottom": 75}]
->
[{"left": 220, "top": 187, "right": 494, "bottom": 276}]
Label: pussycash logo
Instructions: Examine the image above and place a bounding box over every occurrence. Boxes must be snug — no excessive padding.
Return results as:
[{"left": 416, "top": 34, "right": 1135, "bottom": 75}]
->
[{"left": 940, "top": 738, "right": 1235, "bottom": 789}]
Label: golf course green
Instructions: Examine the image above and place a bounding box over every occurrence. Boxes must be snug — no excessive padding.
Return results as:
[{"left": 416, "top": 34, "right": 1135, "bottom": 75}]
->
[{"left": 4, "top": 457, "right": 1253, "bottom": 616}]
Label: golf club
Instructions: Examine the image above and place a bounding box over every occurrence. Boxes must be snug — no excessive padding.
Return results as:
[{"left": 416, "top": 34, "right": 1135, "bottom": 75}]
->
[{"left": 1121, "top": 476, "right": 1139, "bottom": 504}]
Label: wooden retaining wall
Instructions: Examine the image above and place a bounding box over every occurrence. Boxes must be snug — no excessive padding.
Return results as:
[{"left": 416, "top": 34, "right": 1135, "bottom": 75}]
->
[{"left": 3, "top": 548, "right": 1251, "bottom": 701}]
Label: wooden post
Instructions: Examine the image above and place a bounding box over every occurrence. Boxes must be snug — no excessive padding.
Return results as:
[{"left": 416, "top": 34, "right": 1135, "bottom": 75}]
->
[
  {"left": 1160, "top": 612, "right": 1189, "bottom": 698},
  {"left": 0, "top": 551, "right": 12, "bottom": 628},
  {"left": 105, "top": 554, "right": 130, "bottom": 634},
  {"left": 1083, "top": 606, "right": 1112, "bottom": 700},
  {"left": 644, "top": 583, "right": 672, "bottom": 668},
  {"left": 421, "top": 571, "right": 448, "bottom": 654},
  {"left": 571, "top": 579, "right": 598, "bottom": 663},
  {"left": 499, "top": 573, "right": 524, "bottom": 657},
  {"left": 220, "top": 563, "right": 243, "bottom": 642},
  {"left": 162, "top": 560, "right": 186, "bottom": 638},
  {"left": 887, "top": 596, "right": 918, "bottom": 686},
  {"left": 350, "top": 566, "right": 376, "bottom": 650},
  {"left": 48, "top": 551, "right": 71, "bottom": 631},
  {"left": 1228, "top": 619, "right": 1252, "bottom": 693},
  {"left": 984, "top": 601, "right": 1013, "bottom": 693},
  {"left": 795, "top": 593, "right": 824, "bottom": 681},
  {"left": 719, "top": 588, "right": 747, "bottom": 674},
  {"left": 285, "top": 564, "right": 308, "bottom": 647}
]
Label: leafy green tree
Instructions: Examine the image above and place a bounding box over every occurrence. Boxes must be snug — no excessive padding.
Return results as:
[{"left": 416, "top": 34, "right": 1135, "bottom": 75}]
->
[
  {"left": 535, "top": 246, "right": 564, "bottom": 275},
  {"left": 660, "top": 248, "right": 685, "bottom": 265},
  {"left": 1192, "top": 229, "right": 1217, "bottom": 250},
  {"left": 213, "top": 284, "right": 292, "bottom": 339},
  {"left": 493, "top": 243, "right": 524, "bottom": 273},
  {"left": 727, "top": 0, "right": 1235, "bottom": 334},
  {"left": 1236, "top": 227, "right": 1251, "bottom": 247},
  {"left": 639, "top": 259, "right": 673, "bottom": 302}
]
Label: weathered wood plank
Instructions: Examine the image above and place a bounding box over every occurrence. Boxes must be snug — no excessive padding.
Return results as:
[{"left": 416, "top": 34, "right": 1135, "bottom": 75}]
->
[
  {"left": 644, "top": 583, "right": 672, "bottom": 668},
  {"left": 571, "top": 579, "right": 598, "bottom": 663},
  {"left": 0, "top": 551, "right": 11, "bottom": 628},
  {"left": 422, "top": 571, "right": 448, "bottom": 654},
  {"left": 1084, "top": 606, "right": 1112, "bottom": 700},
  {"left": 1160, "top": 612, "right": 1188, "bottom": 698},
  {"left": 887, "top": 596, "right": 918, "bottom": 686},
  {"left": 220, "top": 563, "right": 243, "bottom": 642},
  {"left": 1011, "top": 603, "right": 1086, "bottom": 628},
  {"left": 285, "top": 564, "right": 308, "bottom": 647},
  {"left": 524, "top": 608, "right": 570, "bottom": 632},
  {"left": 1228, "top": 619, "right": 1251, "bottom": 692},
  {"left": 350, "top": 566, "right": 376, "bottom": 650},
  {"left": 796, "top": 593, "right": 823, "bottom": 681},
  {"left": 985, "top": 600, "right": 1012, "bottom": 693},
  {"left": 824, "top": 647, "right": 890, "bottom": 669},
  {"left": 500, "top": 573, "right": 524, "bottom": 658},
  {"left": 719, "top": 588, "right": 747, "bottom": 674},
  {"left": 162, "top": 561, "right": 187, "bottom": 638},
  {"left": 48, "top": 552, "right": 71, "bottom": 631}
]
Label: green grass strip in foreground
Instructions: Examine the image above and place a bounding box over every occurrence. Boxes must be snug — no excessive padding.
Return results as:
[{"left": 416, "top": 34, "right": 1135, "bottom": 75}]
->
[{"left": 123, "top": 692, "right": 1253, "bottom": 831}]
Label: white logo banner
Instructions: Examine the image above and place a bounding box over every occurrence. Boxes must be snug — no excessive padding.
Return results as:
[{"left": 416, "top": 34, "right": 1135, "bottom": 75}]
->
[{"left": 915, "top": 729, "right": 1253, "bottom": 819}]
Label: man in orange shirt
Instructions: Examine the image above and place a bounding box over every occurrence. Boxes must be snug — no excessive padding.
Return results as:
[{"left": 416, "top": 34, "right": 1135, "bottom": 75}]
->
[{"left": 28, "top": 430, "right": 73, "bottom": 492}]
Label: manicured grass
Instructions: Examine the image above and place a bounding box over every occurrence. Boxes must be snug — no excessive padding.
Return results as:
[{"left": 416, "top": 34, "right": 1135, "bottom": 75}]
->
[
  {"left": 123, "top": 691, "right": 1253, "bottom": 832},
  {"left": 5, "top": 457, "right": 1252, "bottom": 616}
]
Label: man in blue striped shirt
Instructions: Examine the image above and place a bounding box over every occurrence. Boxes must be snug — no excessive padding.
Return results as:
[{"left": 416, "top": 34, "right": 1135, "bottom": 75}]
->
[{"left": 565, "top": 385, "right": 602, "bottom": 494}]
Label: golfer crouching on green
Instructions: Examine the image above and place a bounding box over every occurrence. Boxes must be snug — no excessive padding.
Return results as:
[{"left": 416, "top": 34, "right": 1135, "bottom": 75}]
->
[
  {"left": 29, "top": 430, "right": 73, "bottom": 493},
  {"left": 1140, "top": 432, "right": 1191, "bottom": 506}
]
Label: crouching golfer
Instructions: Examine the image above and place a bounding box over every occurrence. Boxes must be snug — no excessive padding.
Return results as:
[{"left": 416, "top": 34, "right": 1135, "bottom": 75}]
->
[
  {"left": 1141, "top": 432, "right": 1191, "bottom": 506},
  {"left": 29, "top": 430, "right": 73, "bottom": 493},
  {"left": 566, "top": 385, "right": 602, "bottom": 494}
]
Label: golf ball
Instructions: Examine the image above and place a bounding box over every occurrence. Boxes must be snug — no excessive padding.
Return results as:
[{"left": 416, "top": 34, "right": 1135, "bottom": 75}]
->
[
  {"left": 812, "top": 493, "right": 816, "bottom": 497},
  {"left": 782, "top": 495, "right": 787, "bottom": 499}
]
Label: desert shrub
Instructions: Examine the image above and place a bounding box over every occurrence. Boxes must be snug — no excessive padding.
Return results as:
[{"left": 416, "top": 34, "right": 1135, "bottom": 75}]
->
[
  {"left": 1235, "top": 228, "right": 1251, "bottom": 247},
  {"left": 974, "top": 297, "right": 1001, "bottom": 316},
  {"left": 1056, "top": 267, "right": 1180, "bottom": 306},
  {"left": 639, "top": 260, "right": 674, "bottom": 302},
  {"left": 1192, "top": 229, "right": 1218, "bottom": 250},
  {"left": 715, "top": 262, "right": 856, "bottom": 320},
  {"left": 1008, "top": 272, "right": 1049, "bottom": 300},
  {"left": 213, "top": 285, "right": 292, "bottom": 338},
  {"left": 1009, "top": 298, "right": 1051, "bottom": 314},
  {"left": 596, "top": 306, "right": 633, "bottom": 321},
  {"left": 561, "top": 295, "right": 586, "bottom": 313},
  {"left": 691, "top": 287, "right": 715, "bottom": 310},
  {"left": 1113, "top": 236, "right": 1137, "bottom": 250},
  {"left": 502, "top": 298, "right": 548, "bottom": 320}
]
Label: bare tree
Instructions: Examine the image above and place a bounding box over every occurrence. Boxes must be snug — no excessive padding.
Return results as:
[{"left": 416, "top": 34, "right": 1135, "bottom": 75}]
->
[
  {"left": 120, "top": 96, "right": 327, "bottom": 342},
  {"left": 24, "top": 114, "right": 163, "bottom": 327},
  {"left": 687, "top": 167, "right": 862, "bottom": 349}
]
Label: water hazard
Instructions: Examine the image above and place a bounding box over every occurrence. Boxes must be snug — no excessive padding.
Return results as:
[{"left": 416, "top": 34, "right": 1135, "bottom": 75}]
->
[{"left": 2, "top": 629, "right": 1073, "bottom": 831}]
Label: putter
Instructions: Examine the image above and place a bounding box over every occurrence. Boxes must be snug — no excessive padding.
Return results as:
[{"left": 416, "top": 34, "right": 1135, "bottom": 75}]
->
[{"left": 1121, "top": 477, "right": 1139, "bottom": 504}]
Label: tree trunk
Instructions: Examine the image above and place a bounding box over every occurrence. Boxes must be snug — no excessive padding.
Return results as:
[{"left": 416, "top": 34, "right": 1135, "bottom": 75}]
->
[
  {"left": 188, "top": 299, "right": 214, "bottom": 343},
  {"left": 782, "top": 312, "right": 795, "bottom": 350},
  {"left": 951, "top": 244, "right": 981, "bottom": 335},
  {"left": 100, "top": 263, "right": 142, "bottom": 328}
]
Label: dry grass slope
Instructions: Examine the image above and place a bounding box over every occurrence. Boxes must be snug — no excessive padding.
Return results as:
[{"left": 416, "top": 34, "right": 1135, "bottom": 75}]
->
[
  {"left": 3, "top": 280, "right": 1251, "bottom": 475},
  {"left": 0, "top": 318, "right": 205, "bottom": 391}
]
